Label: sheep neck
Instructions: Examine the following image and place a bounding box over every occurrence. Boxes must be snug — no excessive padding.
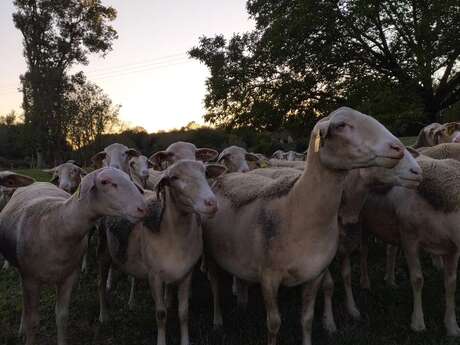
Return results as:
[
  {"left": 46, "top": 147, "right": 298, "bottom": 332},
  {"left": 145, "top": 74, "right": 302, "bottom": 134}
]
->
[
  {"left": 288, "top": 139, "right": 346, "bottom": 239},
  {"left": 162, "top": 189, "right": 197, "bottom": 236},
  {"left": 60, "top": 193, "right": 98, "bottom": 241}
]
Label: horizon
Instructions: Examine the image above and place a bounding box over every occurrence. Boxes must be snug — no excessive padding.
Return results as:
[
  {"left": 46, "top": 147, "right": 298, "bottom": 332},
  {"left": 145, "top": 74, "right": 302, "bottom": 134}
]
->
[{"left": 0, "top": 0, "right": 254, "bottom": 133}]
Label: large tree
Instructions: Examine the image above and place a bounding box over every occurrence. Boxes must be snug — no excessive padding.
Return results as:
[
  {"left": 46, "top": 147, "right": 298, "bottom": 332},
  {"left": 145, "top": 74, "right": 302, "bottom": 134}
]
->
[
  {"left": 64, "top": 75, "right": 120, "bottom": 159},
  {"left": 190, "top": 0, "right": 459, "bottom": 132},
  {"left": 13, "top": 0, "right": 117, "bottom": 164}
]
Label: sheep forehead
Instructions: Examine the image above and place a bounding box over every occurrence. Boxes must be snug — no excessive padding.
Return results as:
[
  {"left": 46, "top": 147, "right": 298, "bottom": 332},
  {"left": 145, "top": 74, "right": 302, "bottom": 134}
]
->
[
  {"left": 167, "top": 142, "right": 197, "bottom": 160},
  {"left": 100, "top": 167, "right": 131, "bottom": 182},
  {"left": 168, "top": 160, "right": 205, "bottom": 178},
  {"left": 104, "top": 143, "right": 129, "bottom": 156}
]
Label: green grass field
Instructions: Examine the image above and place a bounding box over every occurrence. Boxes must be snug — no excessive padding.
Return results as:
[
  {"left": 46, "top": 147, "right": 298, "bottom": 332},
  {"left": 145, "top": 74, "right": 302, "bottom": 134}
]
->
[{"left": 1, "top": 240, "right": 458, "bottom": 345}]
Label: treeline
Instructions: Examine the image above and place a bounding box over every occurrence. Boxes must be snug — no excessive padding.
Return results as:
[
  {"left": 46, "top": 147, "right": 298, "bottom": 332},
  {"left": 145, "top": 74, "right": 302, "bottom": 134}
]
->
[{"left": 0, "top": 118, "right": 306, "bottom": 168}]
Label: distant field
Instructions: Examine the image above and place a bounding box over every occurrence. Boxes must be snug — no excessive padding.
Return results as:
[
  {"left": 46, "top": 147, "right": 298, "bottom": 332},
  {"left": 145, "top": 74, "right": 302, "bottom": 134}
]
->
[
  {"left": 399, "top": 136, "right": 417, "bottom": 146},
  {"left": 12, "top": 168, "right": 50, "bottom": 182}
]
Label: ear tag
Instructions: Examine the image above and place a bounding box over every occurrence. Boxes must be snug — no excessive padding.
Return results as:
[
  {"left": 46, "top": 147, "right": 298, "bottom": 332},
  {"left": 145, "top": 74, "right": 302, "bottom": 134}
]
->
[
  {"left": 314, "top": 131, "right": 321, "bottom": 153},
  {"left": 76, "top": 184, "right": 81, "bottom": 200},
  {"left": 259, "top": 161, "right": 269, "bottom": 168}
]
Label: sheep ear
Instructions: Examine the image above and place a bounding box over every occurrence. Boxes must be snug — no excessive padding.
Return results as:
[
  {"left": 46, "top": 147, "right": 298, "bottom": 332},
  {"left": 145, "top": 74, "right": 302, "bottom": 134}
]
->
[
  {"left": 91, "top": 151, "right": 107, "bottom": 168},
  {"left": 149, "top": 151, "right": 173, "bottom": 170},
  {"left": 147, "top": 159, "right": 155, "bottom": 168},
  {"left": 206, "top": 164, "right": 227, "bottom": 179},
  {"left": 66, "top": 160, "right": 80, "bottom": 166},
  {"left": 407, "top": 147, "right": 420, "bottom": 158},
  {"left": 217, "top": 152, "right": 229, "bottom": 163},
  {"left": 126, "top": 148, "right": 140, "bottom": 157},
  {"left": 196, "top": 148, "right": 218, "bottom": 162},
  {"left": 444, "top": 122, "right": 459, "bottom": 135},
  {"left": 0, "top": 172, "right": 35, "bottom": 188},
  {"left": 43, "top": 167, "right": 60, "bottom": 183},
  {"left": 245, "top": 153, "right": 259, "bottom": 162},
  {"left": 133, "top": 181, "right": 145, "bottom": 195},
  {"left": 78, "top": 170, "right": 98, "bottom": 200},
  {"left": 155, "top": 173, "right": 170, "bottom": 198}
]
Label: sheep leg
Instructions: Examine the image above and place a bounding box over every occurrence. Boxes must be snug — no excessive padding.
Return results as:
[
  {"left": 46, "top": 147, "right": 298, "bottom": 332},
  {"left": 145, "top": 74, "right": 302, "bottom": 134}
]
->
[
  {"left": 401, "top": 238, "right": 425, "bottom": 332},
  {"left": 301, "top": 273, "right": 324, "bottom": 345},
  {"left": 149, "top": 274, "right": 167, "bottom": 345},
  {"left": 443, "top": 252, "right": 460, "bottom": 336},
  {"left": 128, "top": 277, "right": 136, "bottom": 310},
  {"left": 97, "top": 230, "right": 112, "bottom": 324},
  {"left": 2, "top": 259, "right": 10, "bottom": 270},
  {"left": 21, "top": 277, "right": 40, "bottom": 345},
  {"left": 432, "top": 255, "right": 444, "bottom": 271},
  {"left": 206, "top": 259, "right": 223, "bottom": 328},
  {"left": 321, "top": 269, "right": 337, "bottom": 332},
  {"left": 80, "top": 253, "right": 88, "bottom": 273},
  {"left": 341, "top": 254, "right": 360, "bottom": 319},
  {"left": 261, "top": 275, "right": 281, "bottom": 345},
  {"left": 106, "top": 267, "right": 113, "bottom": 291},
  {"left": 178, "top": 272, "right": 192, "bottom": 345},
  {"left": 359, "top": 229, "right": 371, "bottom": 289},
  {"left": 234, "top": 277, "right": 249, "bottom": 310},
  {"left": 384, "top": 245, "right": 398, "bottom": 287},
  {"left": 56, "top": 270, "right": 79, "bottom": 345}
]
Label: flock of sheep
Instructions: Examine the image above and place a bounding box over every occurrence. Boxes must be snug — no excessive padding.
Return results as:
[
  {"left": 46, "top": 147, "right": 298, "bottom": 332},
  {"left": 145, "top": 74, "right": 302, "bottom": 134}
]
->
[{"left": 1, "top": 106, "right": 460, "bottom": 345}]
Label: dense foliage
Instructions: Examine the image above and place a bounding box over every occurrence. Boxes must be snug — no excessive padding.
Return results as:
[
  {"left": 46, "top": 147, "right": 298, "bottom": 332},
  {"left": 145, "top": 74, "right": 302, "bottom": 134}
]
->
[
  {"left": 14, "top": 0, "right": 118, "bottom": 165},
  {"left": 190, "top": 0, "right": 460, "bottom": 134}
]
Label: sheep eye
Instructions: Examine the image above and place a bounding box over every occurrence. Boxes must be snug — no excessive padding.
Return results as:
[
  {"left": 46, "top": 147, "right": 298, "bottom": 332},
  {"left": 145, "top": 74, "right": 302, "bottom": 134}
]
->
[
  {"left": 112, "top": 183, "right": 118, "bottom": 188},
  {"left": 336, "top": 122, "right": 347, "bottom": 130},
  {"left": 170, "top": 176, "right": 179, "bottom": 181}
]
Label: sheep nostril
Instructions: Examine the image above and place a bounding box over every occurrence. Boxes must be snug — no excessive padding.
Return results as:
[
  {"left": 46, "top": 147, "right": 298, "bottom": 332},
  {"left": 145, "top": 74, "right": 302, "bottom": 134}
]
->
[
  {"left": 410, "top": 168, "right": 420, "bottom": 175},
  {"left": 137, "top": 207, "right": 146, "bottom": 216}
]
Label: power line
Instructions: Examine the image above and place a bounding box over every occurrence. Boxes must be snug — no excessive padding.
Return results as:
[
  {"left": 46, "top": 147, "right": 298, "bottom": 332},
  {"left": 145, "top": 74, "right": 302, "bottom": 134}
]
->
[{"left": 0, "top": 52, "right": 194, "bottom": 93}]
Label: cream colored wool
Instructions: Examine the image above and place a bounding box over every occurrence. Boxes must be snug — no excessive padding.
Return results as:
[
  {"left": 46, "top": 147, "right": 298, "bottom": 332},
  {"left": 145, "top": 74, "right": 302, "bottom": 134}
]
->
[
  {"left": 213, "top": 172, "right": 300, "bottom": 208},
  {"left": 417, "top": 157, "right": 460, "bottom": 212}
]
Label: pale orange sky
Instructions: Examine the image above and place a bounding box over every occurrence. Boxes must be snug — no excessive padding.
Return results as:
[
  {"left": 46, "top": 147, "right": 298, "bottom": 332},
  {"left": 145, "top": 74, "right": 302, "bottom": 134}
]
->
[{"left": 0, "top": 0, "right": 254, "bottom": 132}]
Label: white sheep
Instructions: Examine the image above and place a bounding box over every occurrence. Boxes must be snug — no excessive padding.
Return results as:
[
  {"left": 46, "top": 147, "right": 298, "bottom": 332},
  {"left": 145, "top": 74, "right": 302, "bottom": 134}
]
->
[
  {"left": 203, "top": 107, "right": 405, "bottom": 345},
  {"left": 0, "top": 167, "right": 146, "bottom": 345}
]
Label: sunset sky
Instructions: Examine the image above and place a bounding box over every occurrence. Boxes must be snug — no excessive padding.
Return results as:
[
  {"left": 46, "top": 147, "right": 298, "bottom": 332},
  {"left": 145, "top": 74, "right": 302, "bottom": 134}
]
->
[{"left": 0, "top": 0, "right": 254, "bottom": 132}]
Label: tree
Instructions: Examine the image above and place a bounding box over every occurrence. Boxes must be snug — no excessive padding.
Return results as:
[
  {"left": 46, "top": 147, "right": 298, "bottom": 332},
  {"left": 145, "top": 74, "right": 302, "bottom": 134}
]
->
[
  {"left": 190, "top": 0, "right": 460, "bottom": 132},
  {"left": 13, "top": 0, "right": 117, "bottom": 164},
  {"left": 64, "top": 77, "right": 120, "bottom": 160}
]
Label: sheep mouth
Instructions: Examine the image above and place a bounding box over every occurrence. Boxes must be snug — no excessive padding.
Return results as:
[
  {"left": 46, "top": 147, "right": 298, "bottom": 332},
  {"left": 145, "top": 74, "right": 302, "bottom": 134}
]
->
[{"left": 398, "top": 177, "right": 422, "bottom": 189}]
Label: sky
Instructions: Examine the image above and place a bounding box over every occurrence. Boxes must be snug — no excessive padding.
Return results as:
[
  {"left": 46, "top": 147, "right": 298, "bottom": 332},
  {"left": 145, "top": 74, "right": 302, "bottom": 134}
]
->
[{"left": 0, "top": 0, "right": 254, "bottom": 132}]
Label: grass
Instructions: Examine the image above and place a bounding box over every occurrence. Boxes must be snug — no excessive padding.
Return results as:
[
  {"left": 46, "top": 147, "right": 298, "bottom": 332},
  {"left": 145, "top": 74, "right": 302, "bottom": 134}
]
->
[
  {"left": 1, "top": 239, "right": 459, "bottom": 345},
  {"left": 12, "top": 169, "right": 51, "bottom": 182}
]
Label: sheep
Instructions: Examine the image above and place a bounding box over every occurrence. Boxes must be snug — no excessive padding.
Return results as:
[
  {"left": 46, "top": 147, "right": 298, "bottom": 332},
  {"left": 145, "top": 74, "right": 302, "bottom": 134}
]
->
[
  {"left": 97, "top": 160, "right": 226, "bottom": 345},
  {"left": 377, "top": 143, "right": 460, "bottom": 287},
  {"left": 91, "top": 142, "right": 140, "bottom": 172},
  {"left": 129, "top": 155, "right": 154, "bottom": 188},
  {"left": 433, "top": 122, "right": 460, "bottom": 144},
  {"left": 271, "top": 150, "right": 285, "bottom": 160},
  {"left": 319, "top": 148, "right": 422, "bottom": 331},
  {"left": 417, "top": 142, "right": 460, "bottom": 160},
  {"left": 217, "top": 145, "right": 260, "bottom": 173},
  {"left": 203, "top": 107, "right": 405, "bottom": 345},
  {"left": 43, "top": 162, "right": 87, "bottom": 194},
  {"left": 268, "top": 158, "right": 305, "bottom": 170},
  {"left": 0, "top": 171, "right": 35, "bottom": 270},
  {"left": 0, "top": 168, "right": 146, "bottom": 345},
  {"left": 149, "top": 141, "right": 218, "bottom": 170},
  {"left": 285, "top": 150, "right": 305, "bottom": 161},
  {"left": 246, "top": 150, "right": 422, "bottom": 331},
  {"left": 361, "top": 152, "right": 460, "bottom": 336},
  {"left": 412, "top": 123, "right": 442, "bottom": 148}
]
